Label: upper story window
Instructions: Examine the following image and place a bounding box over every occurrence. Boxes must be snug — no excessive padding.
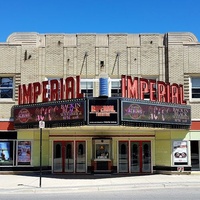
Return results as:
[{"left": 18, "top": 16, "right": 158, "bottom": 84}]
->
[
  {"left": 45, "top": 77, "right": 94, "bottom": 98},
  {"left": 81, "top": 78, "right": 121, "bottom": 98},
  {"left": 142, "top": 76, "right": 158, "bottom": 100},
  {"left": 81, "top": 79, "right": 94, "bottom": 97},
  {"left": 44, "top": 78, "right": 121, "bottom": 98},
  {"left": 0, "top": 77, "right": 13, "bottom": 99},
  {"left": 46, "top": 77, "right": 60, "bottom": 99},
  {"left": 110, "top": 79, "right": 121, "bottom": 97},
  {"left": 190, "top": 77, "right": 200, "bottom": 101}
]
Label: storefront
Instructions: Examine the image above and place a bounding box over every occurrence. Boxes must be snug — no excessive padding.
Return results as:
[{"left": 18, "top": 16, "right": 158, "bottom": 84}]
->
[
  {"left": 1, "top": 32, "right": 200, "bottom": 175},
  {"left": 12, "top": 75, "right": 191, "bottom": 174},
  {"left": 50, "top": 132, "right": 154, "bottom": 174}
]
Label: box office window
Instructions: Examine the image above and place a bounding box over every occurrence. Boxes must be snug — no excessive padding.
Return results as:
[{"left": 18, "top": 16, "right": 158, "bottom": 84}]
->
[{"left": 93, "top": 139, "right": 111, "bottom": 159}]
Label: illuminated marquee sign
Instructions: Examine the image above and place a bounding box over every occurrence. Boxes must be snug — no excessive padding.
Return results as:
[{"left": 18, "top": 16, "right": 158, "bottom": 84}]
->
[
  {"left": 15, "top": 74, "right": 190, "bottom": 128},
  {"left": 18, "top": 75, "right": 187, "bottom": 105},
  {"left": 14, "top": 99, "right": 85, "bottom": 128},
  {"left": 121, "top": 100, "right": 191, "bottom": 125},
  {"left": 18, "top": 76, "right": 83, "bottom": 105},
  {"left": 88, "top": 98, "right": 119, "bottom": 125},
  {"left": 121, "top": 75, "right": 186, "bottom": 104}
]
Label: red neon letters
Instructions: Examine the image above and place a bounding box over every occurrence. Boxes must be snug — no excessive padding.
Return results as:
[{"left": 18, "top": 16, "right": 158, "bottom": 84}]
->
[
  {"left": 18, "top": 76, "right": 83, "bottom": 105},
  {"left": 121, "top": 75, "right": 186, "bottom": 104},
  {"left": 18, "top": 75, "right": 186, "bottom": 105}
]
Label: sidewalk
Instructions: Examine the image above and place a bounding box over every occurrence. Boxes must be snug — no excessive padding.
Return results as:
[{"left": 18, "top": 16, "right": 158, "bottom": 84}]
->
[{"left": 0, "top": 173, "right": 200, "bottom": 194}]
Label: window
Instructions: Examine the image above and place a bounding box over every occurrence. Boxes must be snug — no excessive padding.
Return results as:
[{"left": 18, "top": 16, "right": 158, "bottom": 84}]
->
[
  {"left": 191, "top": 77, "right": 200, "bottom": 100},
  {"left": 66, "top": 144, "right": 72, "bottom": 159},
  {"left": 46, "top": 78, "right": 95, "bottom": 98},
  {"left": 55, "top": 144, "right": 61, "bottom": 158},
  {"left": 0, "top": 77, "right": 13, "bottom": 99},
  {"left": 81, "top": 78, "right": 122, "bottom": 98},
  {"left": 46, "top": 77, "right": 60, "bottom": 99},
  {"left": 110, "top": 79, "right": 121, "bottom": 97},
  {"left": 142, "top": 77, "right": 158, "bottom": 100},
  {"left": 93, "top": 139, "right": 111, "bottom": 160},
  {"left": 81, "top": 79, "right": 94, "bottom": 97}
]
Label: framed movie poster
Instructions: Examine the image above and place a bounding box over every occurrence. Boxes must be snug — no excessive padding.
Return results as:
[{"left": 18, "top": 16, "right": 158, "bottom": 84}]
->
[
  {"left": 0, "top": 142, "right": 10, "bottom": 163},
  {"left": 17, "top": 141, "right": 31, "bottom": 165},
  {"left": 173, "top": 141, "right": 188, "bottom": 165}
]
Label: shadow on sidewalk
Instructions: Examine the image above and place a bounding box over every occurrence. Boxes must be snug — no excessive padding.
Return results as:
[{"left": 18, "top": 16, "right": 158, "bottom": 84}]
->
[{"left": 11, "top": 172, "right": 156, "bottom": 180}]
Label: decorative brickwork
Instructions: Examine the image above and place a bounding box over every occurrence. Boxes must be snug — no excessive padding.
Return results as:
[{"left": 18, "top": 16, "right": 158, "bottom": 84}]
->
[{"left": 0, "top": 32, "right": 200, "bottom": 120}]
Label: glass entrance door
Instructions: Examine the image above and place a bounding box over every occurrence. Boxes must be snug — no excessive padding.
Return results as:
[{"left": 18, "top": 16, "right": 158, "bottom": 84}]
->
[
  {"left": 119, "top": 141, "right": 151, "bottom": 173},
  {"left": 131, "top": 142, "right": 140, "bottom": 172},
  {"left": 53, "top": 142, "right": 62, "bottom": 172},
  {"left": 118, "top": 141, "right": 129, "bottom": 173},
  {"left": 53, "top": 141, "right": 86, "bottom": 173},
  {"left": 76, "top": 141, "right": 86, "bottom": 173},
  {"left": 191, "top": 141, "right": 199, "bottom": 169},
  {"left": 65, "top": 141, "right": 74, "bottom": 173},
  {"left": 142, "top": 142, "right": 151, "bottom": 172}
]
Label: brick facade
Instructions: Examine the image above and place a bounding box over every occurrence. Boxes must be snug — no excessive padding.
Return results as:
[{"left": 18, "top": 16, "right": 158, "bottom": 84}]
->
[{"left": 0, "top": 32, "right": 199, "bottom": 120}]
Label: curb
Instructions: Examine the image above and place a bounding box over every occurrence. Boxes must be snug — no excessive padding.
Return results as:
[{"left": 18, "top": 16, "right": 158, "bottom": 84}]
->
[{"left": 1, "top": 181, "right": 200, "bottom": 194}]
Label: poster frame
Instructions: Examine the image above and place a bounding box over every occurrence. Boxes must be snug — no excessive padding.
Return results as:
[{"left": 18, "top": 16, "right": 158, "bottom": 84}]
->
[
  {"left": 172, "top": 140, "right": 188, "bottom": 166},
  {"left": 17, "top": 140, "right": 32, "bottom": 166}
]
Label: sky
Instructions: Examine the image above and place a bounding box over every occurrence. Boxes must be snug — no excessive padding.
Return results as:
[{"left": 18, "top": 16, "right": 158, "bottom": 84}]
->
[{"left": 0, "top": 0, "right": 200, "bottom": 42}]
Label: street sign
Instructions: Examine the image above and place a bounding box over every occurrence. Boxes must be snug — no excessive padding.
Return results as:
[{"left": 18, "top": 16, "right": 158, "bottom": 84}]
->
[{"left": 39, "top": 121, "right": 45, "bottom": 129}]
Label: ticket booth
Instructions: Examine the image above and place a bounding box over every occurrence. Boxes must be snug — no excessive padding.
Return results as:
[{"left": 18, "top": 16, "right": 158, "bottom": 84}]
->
[{"left": 91, "top": 138, "right": 112, "bottom": 173}]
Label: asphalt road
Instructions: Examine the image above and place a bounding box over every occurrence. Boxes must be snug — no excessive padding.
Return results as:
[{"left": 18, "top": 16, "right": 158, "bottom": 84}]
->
[{"left": 1, "top": 187, "right": 200, "bottom": 200}]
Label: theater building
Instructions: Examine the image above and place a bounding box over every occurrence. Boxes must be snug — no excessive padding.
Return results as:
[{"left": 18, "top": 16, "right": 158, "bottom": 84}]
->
[{"left": 0, "top": 32, "right": 199, "bottom": 174}]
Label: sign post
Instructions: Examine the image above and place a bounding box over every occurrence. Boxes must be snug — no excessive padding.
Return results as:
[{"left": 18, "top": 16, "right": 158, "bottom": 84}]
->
[{"left": 39, "top": 121, "right": 45, "bottom": 188}]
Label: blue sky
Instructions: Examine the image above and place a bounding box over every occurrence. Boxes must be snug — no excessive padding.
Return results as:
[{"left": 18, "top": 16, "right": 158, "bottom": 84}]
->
[{"left": 1, "top": 0, "right": 200, "bottom": 42}]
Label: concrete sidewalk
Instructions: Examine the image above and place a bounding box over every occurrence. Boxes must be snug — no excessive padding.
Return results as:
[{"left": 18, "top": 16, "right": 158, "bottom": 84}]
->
[{"left": 0, "top": 173, "right": 200, "bottom": 194}]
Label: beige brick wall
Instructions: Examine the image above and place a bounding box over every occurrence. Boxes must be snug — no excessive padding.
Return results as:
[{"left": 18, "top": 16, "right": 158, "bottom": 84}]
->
[
  {"left": 0, "top": 32, "right": 200, "bottom": 120},
  {"left": 77, "top": 34, "right": 96, "bottom": 77},
  {"left": 0, "top": 47, "right": 17, "bottom": 73},
  {"left": 187, "top": 46, "right": 200, "bottom": 73},
  {"left": 108, "top": 34, "right": 127, "bottom": 78},
  {"left": 21, "top": 45, "right": 39, "bottom": 83},
  {"left": 168, "top": 45, "right": 184, "bottom": 84},
  {"left": 167, "top": 32, "right": 200, "bottom": 119},
  {"left": 0, "top": 103, "right": 14, "bottom": 119},
  {"left": 45, "top": 35, "right": 64, "bottom": 76}
]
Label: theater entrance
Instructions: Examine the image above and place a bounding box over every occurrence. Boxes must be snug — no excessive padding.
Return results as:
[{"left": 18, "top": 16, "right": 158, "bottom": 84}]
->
[
  {"left": 118, "top": 141, "right": 152, "bottom": 173},
  {"left": 53, "top": 141, "right": 86, "bottom": 173},
  {"left": 91, "top": 138, "right": 112, "bottom": 173},
  {"left": 191, "top": 141, "right": 200, "bottom": 169}
]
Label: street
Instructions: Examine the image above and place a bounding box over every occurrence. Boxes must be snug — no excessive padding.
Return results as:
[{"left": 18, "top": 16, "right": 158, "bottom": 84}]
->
[
  {"left": 1, "top": 187, "right": 200, "bottom": 200},
  {"left": 1, "top": 173, "right": 200, "bottom": 200}
]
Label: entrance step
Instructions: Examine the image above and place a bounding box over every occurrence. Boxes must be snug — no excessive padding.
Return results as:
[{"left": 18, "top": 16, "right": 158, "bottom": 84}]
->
[{"left": 94, "top": 173, "right": 111, "bottom": 177}]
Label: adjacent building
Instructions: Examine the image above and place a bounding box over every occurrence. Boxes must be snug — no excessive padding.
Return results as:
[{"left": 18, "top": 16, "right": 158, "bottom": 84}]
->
[{"left": 0, "top": 32, "right": 199, "bottom": 174}]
